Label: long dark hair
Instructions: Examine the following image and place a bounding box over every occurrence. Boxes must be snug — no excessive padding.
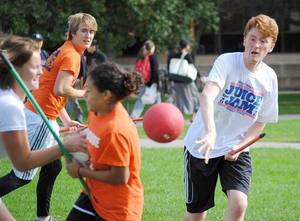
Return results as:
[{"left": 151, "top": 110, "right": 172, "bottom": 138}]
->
[
  {"left": 88, "top": 63, "right": 144, "bottom": 101},
  {"left": 137, "top": 40, "right": 155, "bottom": 60}
]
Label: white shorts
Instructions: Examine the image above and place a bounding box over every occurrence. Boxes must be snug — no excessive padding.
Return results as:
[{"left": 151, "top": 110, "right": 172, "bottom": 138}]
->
[{"left": 12, "top": 108, "right": 59, "bottom": 180}]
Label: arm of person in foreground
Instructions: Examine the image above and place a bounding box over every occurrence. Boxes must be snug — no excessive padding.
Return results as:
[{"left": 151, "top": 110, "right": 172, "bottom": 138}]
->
[
  {"left": 66, "top": 159, "right": 130, "bottom": 185},
  {"left": 54, "top": 70, "right": 85, "bottom": 98},
  {"left": 224, "top": 121, "right": 266, "bottom": 161},
  {"left": 195, "top": 81, "right": 220, "bottom": 164},
  {"left": 0, "top": 202, "right": 15, "bottom": 221},
  {"left": 58, "top": 107, "right": 85, "bottom": 128},
  {"left": 1, "top": 128, "right": 87, "bottom": 172}
]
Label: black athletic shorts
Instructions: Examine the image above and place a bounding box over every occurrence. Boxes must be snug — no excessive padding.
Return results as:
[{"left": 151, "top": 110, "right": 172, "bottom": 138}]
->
[
  {"left": 183, "top": 147, "right": 252, "bottom": 213},
  {"left": 66, "top": 193, "right": 106, "bottom": 221}
]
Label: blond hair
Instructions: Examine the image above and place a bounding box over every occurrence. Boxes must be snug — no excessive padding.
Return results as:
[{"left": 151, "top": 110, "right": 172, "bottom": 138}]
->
[
  {"left": 244, "top": 14, "right": 279, "bottom": 44},
  {"left": 68, "top": 13, "right": 98, "bottom": 40}
]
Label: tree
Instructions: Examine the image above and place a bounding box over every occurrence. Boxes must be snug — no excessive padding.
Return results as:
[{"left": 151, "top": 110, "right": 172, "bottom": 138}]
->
[
  {"left": 210, "top": 0, "right": 300, "bottom": 53},
  {"left": 127, "top": 0, "right": 219, "bottom": 55},
  {"left": 0, "top": 0, "right": 106, "bottom": 48},
  {"left": 0, "top": 0, "right": 219, "bottom": 59},
  {"left": 213, "top": 0, "right": 300, "bottom": 31}
]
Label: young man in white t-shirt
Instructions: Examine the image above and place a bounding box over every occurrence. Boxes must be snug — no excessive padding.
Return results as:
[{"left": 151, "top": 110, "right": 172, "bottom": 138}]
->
[{"left": 183, "top": 14, "right": 279, "bottom": 221}]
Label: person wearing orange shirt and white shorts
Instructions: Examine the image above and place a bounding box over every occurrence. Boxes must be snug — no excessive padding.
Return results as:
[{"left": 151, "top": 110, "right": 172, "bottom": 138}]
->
[
  {"left": 65, "top": 63, "right": 144, "bottom": 221},
  {"left": 0, "top": 13, "right": 98, "bottom": 221}
]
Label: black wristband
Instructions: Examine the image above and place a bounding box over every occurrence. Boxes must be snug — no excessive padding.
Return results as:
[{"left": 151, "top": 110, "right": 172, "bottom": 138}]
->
[{"left": 78, "top": 166, "right": 82, "bottom": 178}]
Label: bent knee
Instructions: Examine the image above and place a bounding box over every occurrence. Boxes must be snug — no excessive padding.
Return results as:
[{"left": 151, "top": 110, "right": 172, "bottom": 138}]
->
[
  {"left": 229, "top": 198, "right": 248, "bottom": 216},
  {"left": 43, "top": 159, "right": 62, "bottom": 175},
  {"left": 53, "top": 159, "right": 62, "bottom": 173},
  {"left": 228, "top": 190, "right": 248, "bottom": 214},
  {"left": 234, "top": 200, "right": 247, "bottom": 214},
  {"left": 184, "top": 211, "right": 207, "bottom": 221}
]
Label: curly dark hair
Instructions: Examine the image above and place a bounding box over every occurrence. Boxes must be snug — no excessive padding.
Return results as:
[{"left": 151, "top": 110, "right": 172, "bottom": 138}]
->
[{"left": 88, "top": 63, "right": 144, "bottom": 101}]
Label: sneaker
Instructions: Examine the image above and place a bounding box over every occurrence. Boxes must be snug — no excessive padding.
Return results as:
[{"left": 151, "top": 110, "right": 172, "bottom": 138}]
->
[{"left": 35, "top": 216, "right": 58, "bottom": 221}]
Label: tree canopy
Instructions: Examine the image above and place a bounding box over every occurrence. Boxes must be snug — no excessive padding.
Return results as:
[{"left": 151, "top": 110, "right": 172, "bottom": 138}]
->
[{"left": 0, "top": 0, "right": 219, "bottom": 59}]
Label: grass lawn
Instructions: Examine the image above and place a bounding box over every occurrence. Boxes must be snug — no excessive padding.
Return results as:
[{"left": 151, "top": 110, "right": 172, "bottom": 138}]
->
[
  {"left": 136, "top": 119, "right": 300, "bottom": 142},
  {"left": 1, "top": 93, "right": 299, "bottom": 220},
  {"left": 71, "top": 93, "right": 300, "bottom": 142},
  {"left": 121, "top": 93, "right": 300, "bottom": 117},
  {"left": 74, "top": 93, "right": 300, "bottom": 124},
  {"left": 132, "top": 93, "right": 300, "bottom": 142},
  {"left": 1, "top": 148, "right": 299, "bottom": 220},
  {"left": 278, "top": 93, "right": 300, "bottom": 114}
]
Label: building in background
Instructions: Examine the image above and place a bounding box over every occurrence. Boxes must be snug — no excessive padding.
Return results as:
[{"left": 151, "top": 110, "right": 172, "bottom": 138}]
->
[{"left": 199, "top": 0, "right": 300, "bottom": 54}]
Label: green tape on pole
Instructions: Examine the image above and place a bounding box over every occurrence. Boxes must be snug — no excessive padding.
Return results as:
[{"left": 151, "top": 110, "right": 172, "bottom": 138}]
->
[{"left": 0, "top": 50, "right": 91, "bottom": 198}]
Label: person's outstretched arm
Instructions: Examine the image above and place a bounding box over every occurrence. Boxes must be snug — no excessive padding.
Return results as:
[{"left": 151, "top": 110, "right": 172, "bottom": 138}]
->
[
  {"left": 195, "top": 81, "right": 220, "bottom": 164},
  {"left": 1, "top": 129, "right": 87, "bottom": 172}
]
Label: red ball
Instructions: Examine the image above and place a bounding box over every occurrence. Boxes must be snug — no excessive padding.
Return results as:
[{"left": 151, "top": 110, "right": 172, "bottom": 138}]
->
[{"left": 143, "top": 103, "right": 185, "bottom": 143}]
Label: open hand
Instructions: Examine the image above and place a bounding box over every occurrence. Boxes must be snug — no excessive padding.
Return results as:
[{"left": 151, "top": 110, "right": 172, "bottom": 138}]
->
[
  {"left": 195, "top": 133, "right": 216, "bottom": 164},
  {"left": 65, "top": 120, "right": 85, "bottom": 128},
  {"left": 63, "top": 127, "right": 88, "bottom": 154}
]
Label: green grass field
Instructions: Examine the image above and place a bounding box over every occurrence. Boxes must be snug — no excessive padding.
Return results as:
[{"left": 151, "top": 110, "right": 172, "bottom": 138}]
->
[
  {"left": 133, "top": 93, "right": 300, "bottom": 142},
  {"left": 136, "top": 119, "right": 300, "bottom": 142},
  {"left": 72, "top": 93, "right": 300, "bottom": 142},
  {"left": 1, "top": 93, "right": 300, "bottom": 220},
  {"left": 71, "top": 93, "right": 300, "bottom": 124},
  {"left": 1, "top": 148, "right": 300, "bottom": 220}
]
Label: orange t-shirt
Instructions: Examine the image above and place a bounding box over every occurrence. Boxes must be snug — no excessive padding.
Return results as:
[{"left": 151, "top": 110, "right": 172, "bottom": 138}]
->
[
  {"left": 84, "top": 102, "right": 144, "bottom": 221},
  {"left": 25, "top": 41, "right": 81, "bottom": 120}
]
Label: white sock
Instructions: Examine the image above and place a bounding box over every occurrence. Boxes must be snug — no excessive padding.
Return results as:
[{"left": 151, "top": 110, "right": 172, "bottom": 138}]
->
[{"left": 35, "top": 216, "right": 50, "bottom": 221}]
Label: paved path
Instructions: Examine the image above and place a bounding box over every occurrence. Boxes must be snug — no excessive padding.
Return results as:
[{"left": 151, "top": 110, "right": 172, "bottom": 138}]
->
[
  {"left": 59, "top": 114, "right": 300, "bottom": 149},
  {"left": 139, "top": 114, "right": 300, "bottom": 149},
  {"left": 140, "top": 138, "right": 300, "bottom": 149}
]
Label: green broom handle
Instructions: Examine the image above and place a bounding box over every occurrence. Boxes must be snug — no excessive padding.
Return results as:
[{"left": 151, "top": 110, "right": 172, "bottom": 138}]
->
[{"left": 0, "top": 50, "right": 91, "bottom": 198}]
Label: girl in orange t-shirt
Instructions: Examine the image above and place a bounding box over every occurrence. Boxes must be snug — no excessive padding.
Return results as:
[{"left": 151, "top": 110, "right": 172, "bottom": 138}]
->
[{"left": 66, "top": 63, "right": 144, "bottom": 221}]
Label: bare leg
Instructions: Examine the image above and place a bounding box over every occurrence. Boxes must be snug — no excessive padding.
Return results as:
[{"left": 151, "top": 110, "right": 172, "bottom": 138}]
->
[
  {"left": 223, "top": 190, "right": 248, "bottom": 221},
  {"left": 183, "top": 211, "right": 207, "bottom": 221},
  {"left": 0, "top": 202, "right": 15, "bottom": 221}
]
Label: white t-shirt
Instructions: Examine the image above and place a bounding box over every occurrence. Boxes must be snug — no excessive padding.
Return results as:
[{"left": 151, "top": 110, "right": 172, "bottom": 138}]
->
[
  {"left": 0, "top": 88, "right": 26, "bottom": 160},
  {"left": 184, "top": 52, "right": 278, "bottom": 159}
]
